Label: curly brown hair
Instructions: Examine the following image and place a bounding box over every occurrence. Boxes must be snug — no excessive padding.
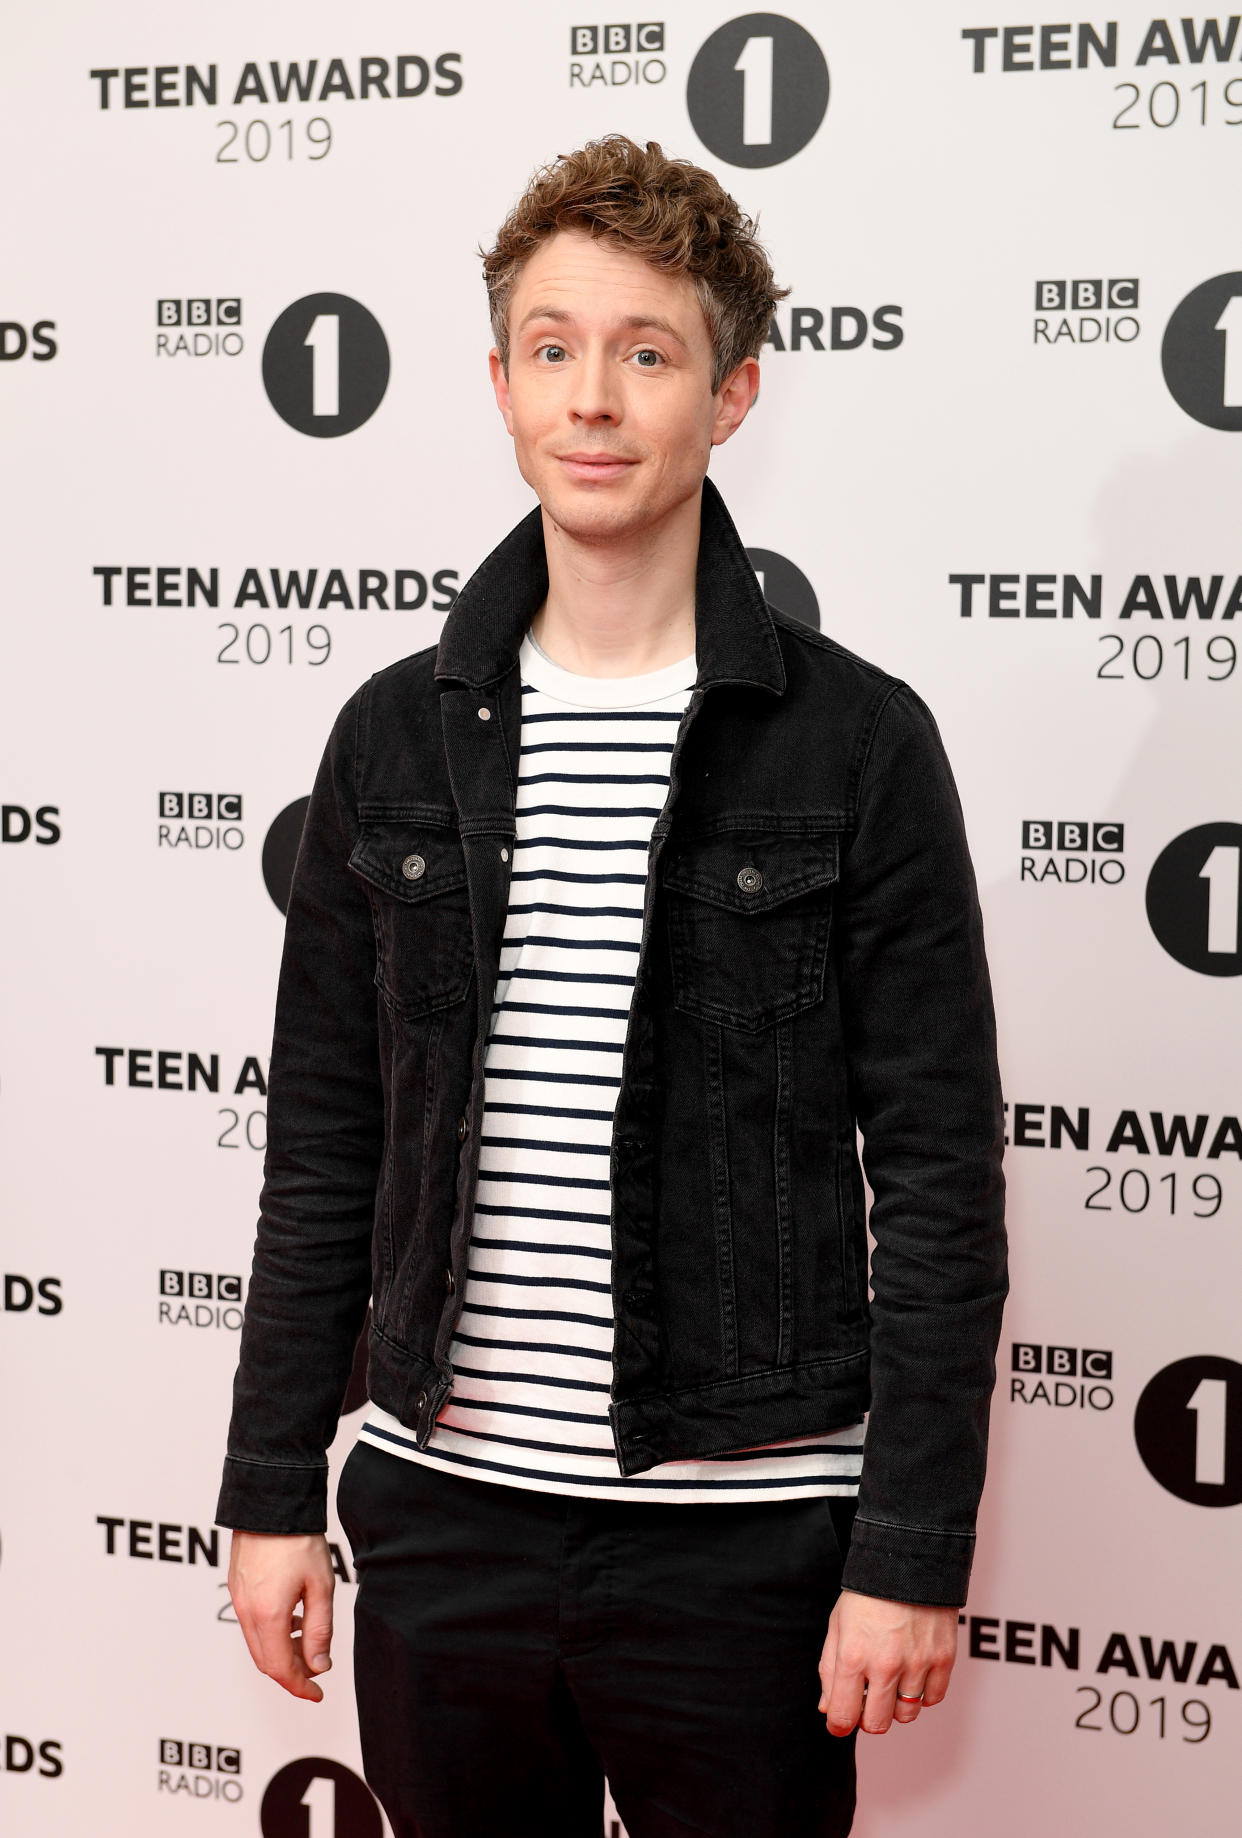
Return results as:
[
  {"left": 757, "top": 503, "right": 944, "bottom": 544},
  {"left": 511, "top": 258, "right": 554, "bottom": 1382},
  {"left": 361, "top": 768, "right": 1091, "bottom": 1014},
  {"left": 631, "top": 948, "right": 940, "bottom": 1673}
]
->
[{"left": 482, "top": 134, "right": 788, "bottom": 394}]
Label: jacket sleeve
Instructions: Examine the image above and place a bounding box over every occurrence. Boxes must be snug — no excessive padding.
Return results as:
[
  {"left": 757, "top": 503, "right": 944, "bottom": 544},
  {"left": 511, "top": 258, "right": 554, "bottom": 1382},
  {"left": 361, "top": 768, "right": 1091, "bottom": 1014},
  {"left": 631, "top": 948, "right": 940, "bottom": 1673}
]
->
[
  {"left": 835, "top": 680, "right": 1008, "bottom": 1607},
  {"left": 215, "top": 682, "right": 384, "bottom": 1534}
]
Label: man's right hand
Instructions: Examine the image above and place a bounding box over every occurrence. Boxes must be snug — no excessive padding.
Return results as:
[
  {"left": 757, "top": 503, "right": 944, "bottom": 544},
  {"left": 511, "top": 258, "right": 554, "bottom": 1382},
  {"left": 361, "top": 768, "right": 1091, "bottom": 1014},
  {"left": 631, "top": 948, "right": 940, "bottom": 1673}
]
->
[{"left": 227, "top": 1530, "right": 336, "bottom": 1702}]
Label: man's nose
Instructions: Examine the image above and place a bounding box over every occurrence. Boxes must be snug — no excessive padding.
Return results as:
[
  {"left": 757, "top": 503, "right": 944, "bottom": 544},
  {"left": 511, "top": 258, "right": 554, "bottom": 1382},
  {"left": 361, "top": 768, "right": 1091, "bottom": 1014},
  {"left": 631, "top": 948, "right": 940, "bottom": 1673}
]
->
[{"left": 568, "top": 347, "right": 623, "bottom": 424}]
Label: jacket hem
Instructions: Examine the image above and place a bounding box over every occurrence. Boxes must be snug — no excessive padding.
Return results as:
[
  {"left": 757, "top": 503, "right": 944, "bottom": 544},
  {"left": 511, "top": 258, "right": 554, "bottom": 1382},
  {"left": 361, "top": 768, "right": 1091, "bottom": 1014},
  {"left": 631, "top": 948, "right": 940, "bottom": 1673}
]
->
[
  {"left": 214, "top": 1455, "right": 330, "bottom": 1535},
  {"left": 609, "top": 1354, "right": 870, "bottom": 1474},
  {"left": 839, "top": 1515, "right": 976, "bottom": 1606}
]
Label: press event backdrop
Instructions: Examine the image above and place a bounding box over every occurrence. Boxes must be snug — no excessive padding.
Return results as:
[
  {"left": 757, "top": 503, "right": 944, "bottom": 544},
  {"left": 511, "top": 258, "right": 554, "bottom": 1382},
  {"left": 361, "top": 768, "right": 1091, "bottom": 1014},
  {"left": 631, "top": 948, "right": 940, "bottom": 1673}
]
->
[{"left": 2, "top": 2, "right": 1240, "bottom": 1834}]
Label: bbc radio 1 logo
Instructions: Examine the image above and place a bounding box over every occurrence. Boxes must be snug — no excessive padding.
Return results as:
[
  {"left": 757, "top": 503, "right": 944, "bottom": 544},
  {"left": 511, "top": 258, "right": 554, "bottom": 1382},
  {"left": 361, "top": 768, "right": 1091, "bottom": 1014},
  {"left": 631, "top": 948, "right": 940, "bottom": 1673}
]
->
[
  {"left": 158, "top": 791, "right": 244, "bottom": 852},
  {"left": 158, "top": 1740, "right": 242, "bottom": 1805},
  {"left": 569, "top": 22, "right": 665, "bottom": 88},
  {"left": 687, "top": 14, "right": 829, "bottom": 167},
  {"left": 157, "top": 298, "right": 242, "bottom": 360},
  {"left": 1021, "top": 820, "right": 1123, "bottom": 886},
  {"left": 262, "top": 294, "right": 389, "bottom": 437},
  {"left": 1034, "top": 278, "right": 1139, "bottom": 347},
  {"left": 159, "top": 1270, "right": 243, "bottom": 1331},
  {"left": 1011, "top": 1343, "right": 1114, "bottom": 1410}
]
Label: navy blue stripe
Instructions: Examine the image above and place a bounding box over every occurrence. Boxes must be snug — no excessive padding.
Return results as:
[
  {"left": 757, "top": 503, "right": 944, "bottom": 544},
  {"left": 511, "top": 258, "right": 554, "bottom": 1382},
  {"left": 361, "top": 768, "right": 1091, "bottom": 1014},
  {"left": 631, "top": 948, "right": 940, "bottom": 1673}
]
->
[
  {"left": 462, "top": 1301, "right": 614, "bottom": 1327},
  {"left": 501, "top": 934, "right": 639, "bottom": 954},
  {"left": 520, "top": 771, "right": 673, "bottom": 785},
  {"left": 480, "top": 1065, "right": 620, "bottom": 1087},
  {"left": 453, "top": 1363, "right": 612, "bottom": 1394},
  {"left": 472, "top": 1200, "right": 612, "bottom": 1226},
  {"left": 470, "top": 1235, "right": 610, "bottom": 1259},
  {"left": 484, "top": 1035, "right": 624, "bottom": 1058},
  {"left": 452, "top": 1330, "right": 612, "bottom": 1362},
  {"left": 514, "top": 836, "right": 655, "bottom": 852},
  {"left": 483, "top": 1101, "right": 617, "bottom": 1122},
  {"left": 508, "top": 867, "right": 647, "bottom": 884},
  {"left": 466, "top": 1265, "right": 613, "bottom": 1292},
  {"left": 492, "top": 969, "right": 636, "bottom": 991},
  {"left": 480, "top": 1135, "right": 610, "bottom": 1158}
]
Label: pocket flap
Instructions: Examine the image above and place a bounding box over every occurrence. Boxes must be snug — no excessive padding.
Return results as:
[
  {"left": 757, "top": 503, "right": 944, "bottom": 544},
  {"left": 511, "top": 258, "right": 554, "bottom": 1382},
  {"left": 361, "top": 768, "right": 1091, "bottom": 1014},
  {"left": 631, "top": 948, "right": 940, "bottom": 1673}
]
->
[
  {"left": 348, "top": 823, "right": 468, "bottom": 904},
  {"left": 662, "top": 832, "right": 840, "bottom": 914}
]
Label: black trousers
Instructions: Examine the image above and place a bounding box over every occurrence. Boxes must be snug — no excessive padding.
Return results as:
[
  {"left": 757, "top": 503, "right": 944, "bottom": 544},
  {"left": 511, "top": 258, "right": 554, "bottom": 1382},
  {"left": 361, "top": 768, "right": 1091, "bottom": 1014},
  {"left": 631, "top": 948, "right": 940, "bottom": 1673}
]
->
[{"left": 337, "top": 1439, "right": 858, "bottom": 1838}]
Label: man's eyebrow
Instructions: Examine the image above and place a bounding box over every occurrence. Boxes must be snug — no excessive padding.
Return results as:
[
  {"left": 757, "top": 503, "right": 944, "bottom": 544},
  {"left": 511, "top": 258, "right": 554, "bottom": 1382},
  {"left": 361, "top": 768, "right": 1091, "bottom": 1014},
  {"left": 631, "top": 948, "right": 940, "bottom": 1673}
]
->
[
  {"left": 514, "top": 306, "right": 689, "bottom": 345},
  {"left": 515, "top": 305, "right": 574, "bottom": 334}
]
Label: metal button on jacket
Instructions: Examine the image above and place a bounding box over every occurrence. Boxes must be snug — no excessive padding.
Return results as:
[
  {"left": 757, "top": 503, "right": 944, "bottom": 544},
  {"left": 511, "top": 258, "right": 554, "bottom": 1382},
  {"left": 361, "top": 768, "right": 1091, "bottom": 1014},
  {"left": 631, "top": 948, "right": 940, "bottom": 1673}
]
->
[
  {"left": 444, "top": 1267, "right": 455, "bottom": 1296},
  {"left": 737, "top": 864, "right": 764, "bottom": 893},
  {"left": 401, "top": 853, "right": 426, "bottom": 881},
  {"left": 415, "top": 1389, "right": 427, "bottom": 1410},
  {"left": 457, "top": 1115, "right": 467, "bottom": 1141}
]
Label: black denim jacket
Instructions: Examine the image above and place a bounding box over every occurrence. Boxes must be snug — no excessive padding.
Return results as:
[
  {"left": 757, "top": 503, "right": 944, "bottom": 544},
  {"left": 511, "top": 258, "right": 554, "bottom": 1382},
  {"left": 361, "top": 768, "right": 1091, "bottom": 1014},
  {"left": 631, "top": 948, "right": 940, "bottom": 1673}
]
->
[{"left": 216, "top": 478, "right": 1008, "bottom": 1607}]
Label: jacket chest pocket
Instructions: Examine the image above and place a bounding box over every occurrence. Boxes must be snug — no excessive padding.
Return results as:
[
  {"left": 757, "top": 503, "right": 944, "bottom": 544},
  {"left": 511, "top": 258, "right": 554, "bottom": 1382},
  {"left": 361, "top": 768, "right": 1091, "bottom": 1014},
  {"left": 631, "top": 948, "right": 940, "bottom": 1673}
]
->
[
  {"left": 348, "top": 822, "right": 476, "bottom": 1020},
  {"left": 662, "top": 832, "right": 839, "bottom": 1033}
]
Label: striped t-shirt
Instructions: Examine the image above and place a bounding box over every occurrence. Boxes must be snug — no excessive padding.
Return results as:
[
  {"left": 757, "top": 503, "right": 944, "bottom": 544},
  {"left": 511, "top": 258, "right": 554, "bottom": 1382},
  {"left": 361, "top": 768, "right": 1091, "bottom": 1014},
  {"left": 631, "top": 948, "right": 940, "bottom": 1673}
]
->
[{"left": 359, "top": 627, "right": 866, "bottom": 1501}]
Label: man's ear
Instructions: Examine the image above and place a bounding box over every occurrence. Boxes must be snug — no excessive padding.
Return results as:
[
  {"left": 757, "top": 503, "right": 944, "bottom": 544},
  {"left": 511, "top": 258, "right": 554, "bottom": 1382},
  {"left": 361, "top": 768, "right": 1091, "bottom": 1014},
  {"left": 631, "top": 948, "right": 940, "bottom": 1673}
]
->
[
  {"left": 489, "top": 347, "right": 515, "bottom": 436},
  {"left": 710, "top": 356, "right": 761, "bottom": 448}
]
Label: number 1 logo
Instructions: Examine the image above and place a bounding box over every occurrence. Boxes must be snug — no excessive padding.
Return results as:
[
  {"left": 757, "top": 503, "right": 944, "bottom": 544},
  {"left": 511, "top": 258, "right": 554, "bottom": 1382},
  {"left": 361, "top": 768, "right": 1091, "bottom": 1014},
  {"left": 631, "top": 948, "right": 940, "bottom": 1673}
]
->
[
  {"left": 1146, "top": 823, "right": 1242, "bottom": 976},
  {"left": 1162, "top": 273, "right": 1242, "bottom": 430},
  {"left": 1135, "top": 1357, "right": 1242, "bottom": 1506},
  {"left": 687, "top": 14, "right": 829, "bottom": 168},
  {"left": 262, "top": 293, "right": 390, "bottom": 436},
  {"left": 261, "top": 1758, "right": 382, "bottom": 1837}
]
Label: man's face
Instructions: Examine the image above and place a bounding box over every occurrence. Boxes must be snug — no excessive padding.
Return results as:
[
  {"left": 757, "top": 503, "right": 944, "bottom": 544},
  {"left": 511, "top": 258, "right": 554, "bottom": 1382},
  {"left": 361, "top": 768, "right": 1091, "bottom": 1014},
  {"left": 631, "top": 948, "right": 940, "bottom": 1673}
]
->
[{"left": 490, "top": 228, "right": 756, "bottom": 544}]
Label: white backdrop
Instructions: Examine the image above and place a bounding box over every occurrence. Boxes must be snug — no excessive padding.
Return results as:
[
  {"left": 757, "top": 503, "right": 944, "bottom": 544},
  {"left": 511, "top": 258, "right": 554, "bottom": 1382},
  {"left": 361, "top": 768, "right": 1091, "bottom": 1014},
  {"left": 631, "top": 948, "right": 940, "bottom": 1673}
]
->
[{"left": 2, "top": 4, "right": 1239, "bottom": 1834}]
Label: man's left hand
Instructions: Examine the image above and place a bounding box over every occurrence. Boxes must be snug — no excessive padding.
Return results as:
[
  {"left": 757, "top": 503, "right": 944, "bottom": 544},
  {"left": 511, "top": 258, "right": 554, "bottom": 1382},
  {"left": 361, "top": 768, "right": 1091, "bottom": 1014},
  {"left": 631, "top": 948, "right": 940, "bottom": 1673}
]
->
[{"left": 818, "top": 1589, "right": 958, "bottom": 1736}]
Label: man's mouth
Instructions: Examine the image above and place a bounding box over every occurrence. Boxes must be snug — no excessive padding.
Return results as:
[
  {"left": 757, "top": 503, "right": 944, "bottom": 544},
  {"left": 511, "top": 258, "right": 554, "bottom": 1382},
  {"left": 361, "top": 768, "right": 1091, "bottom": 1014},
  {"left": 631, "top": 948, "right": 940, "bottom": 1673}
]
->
[{"left": 555, "top": 453, "right": 640, "bottom": 481}]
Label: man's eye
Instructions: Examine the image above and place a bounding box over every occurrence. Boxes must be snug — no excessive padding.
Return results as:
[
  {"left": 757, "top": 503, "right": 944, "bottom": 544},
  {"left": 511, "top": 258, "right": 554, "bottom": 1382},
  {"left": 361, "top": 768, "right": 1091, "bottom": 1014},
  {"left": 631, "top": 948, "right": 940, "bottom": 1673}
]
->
[
  {"left": 538, "top": 345, "right": 567, "bottom": 364},
  {"left": 633, "top": 349, "right": 663, "bottom": 367}
]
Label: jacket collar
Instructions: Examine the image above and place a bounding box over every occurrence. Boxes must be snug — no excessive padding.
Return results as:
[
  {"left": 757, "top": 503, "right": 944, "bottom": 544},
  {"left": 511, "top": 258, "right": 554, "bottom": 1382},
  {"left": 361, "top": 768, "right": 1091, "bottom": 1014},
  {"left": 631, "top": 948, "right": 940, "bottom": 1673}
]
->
[{"left": 433, "top": 475, "right": 786, "bottom": 698}]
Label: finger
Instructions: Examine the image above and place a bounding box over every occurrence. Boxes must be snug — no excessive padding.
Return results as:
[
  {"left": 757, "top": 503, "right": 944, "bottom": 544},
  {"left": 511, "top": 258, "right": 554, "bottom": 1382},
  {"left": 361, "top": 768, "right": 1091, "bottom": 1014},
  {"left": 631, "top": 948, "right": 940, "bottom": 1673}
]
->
[
  {"left": 258, "top": 1614, "right": 324, "bottom": 1700},
  {"left": 301, "top": 1569, "right": 335, "bottom": 1677},
  {"left": 921, "top": 1657, "right": 954, "bottom": 1708},
  {"left": 859, "top": 1673, "right": 898, "bottom": 1735},
  {"left": 816, "top": 1616, "right": 839, "bottom": 1713},
  {"left": 892, "top": 1680, "right": 927, "bottom": 1724},
  {"left": 250, "top": 1593, "right": 325, "bottom": 1702},
  {"left": 824, "top": 1661, "right": 867, "bottom": 1738}
]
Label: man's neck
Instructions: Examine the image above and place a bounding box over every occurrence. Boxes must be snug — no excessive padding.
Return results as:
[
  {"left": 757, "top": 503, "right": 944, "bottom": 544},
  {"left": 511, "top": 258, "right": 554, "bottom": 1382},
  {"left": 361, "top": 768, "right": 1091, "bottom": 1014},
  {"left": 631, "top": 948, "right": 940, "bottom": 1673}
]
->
[{"left": 527, "top": 490, "right": 700, "bottom": 679}]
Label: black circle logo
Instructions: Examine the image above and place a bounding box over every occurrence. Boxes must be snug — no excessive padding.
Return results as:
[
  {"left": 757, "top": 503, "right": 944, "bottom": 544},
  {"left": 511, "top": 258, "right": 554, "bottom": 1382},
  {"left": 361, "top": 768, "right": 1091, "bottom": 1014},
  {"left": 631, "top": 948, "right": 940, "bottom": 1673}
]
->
[
  {"left": 1134, "top": 1357, "right": 1242, "bottom": 1506},
  {"left": 262, "top": 294, "right": 390, "bottom": 436},
  {"left": 1161, "top": 273, "right": 1242, "bottom": 430},
  {"left": 261, "top": 1759, "right": 382, "bottom": 1838},
  {"left": 746, "top": 548, "right": 820, "bottom": 630},
  {"left": 1145, "top": 822, "right": 1242, "bottom": 976},
  {"left": 687, "top": 14, "right": 829, "bottom": 168},
  {"left": 263, "top": 798, "right": 311, "bottom": 915}
]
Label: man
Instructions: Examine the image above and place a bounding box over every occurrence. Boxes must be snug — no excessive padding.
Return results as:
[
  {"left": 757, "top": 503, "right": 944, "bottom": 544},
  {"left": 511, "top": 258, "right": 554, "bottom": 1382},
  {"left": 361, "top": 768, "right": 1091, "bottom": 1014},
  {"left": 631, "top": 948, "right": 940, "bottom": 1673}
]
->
[{"left": 217, "top": 135, "right": 1007, "bottom": 1838}]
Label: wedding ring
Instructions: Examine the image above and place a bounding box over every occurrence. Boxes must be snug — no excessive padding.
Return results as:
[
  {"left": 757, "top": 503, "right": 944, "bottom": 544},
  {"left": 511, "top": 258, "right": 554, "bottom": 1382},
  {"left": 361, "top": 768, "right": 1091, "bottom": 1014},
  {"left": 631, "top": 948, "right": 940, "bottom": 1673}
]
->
[{"left": 896, "top": 1693, "right": 924, "bottom": 1703}]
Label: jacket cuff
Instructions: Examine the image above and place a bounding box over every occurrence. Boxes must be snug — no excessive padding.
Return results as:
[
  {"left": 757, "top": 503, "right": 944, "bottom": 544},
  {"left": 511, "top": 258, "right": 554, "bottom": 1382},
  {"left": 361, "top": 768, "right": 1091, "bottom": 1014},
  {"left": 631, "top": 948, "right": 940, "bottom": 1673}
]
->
[
  {"left": 215, "top": 1456, "right": 328, "bottom": 1535},
  {"left": 840, "top": 1515, "right": 975, "bottom": 1607}
]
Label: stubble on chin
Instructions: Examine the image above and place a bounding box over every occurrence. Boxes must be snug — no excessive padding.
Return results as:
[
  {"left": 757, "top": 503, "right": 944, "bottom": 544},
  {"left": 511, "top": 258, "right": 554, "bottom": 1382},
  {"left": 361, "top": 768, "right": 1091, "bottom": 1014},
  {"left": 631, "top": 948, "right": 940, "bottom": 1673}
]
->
[{"left": 537, "top": 477, "right": 655, "bottom": 547}]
